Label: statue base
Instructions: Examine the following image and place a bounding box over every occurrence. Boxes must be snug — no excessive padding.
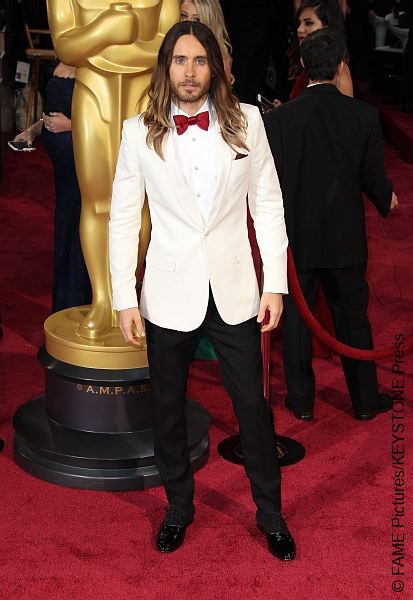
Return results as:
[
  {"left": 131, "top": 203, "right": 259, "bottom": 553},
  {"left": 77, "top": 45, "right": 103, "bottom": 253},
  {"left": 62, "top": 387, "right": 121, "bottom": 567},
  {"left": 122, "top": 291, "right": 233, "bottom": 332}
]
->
[
  {"left": 13, "top": 348, "right": 211, "bottom": 490},
  {"left": 44, "top": 306, "right": 147, "bottom": 370}
]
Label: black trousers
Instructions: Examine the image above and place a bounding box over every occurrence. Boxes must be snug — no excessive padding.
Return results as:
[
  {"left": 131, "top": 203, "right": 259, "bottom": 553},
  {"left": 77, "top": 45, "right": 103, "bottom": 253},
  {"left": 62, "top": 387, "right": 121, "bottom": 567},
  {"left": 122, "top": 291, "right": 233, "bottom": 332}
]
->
[
  {"left": 283, "top": 264, "right": 379, "bottom": 413},
  {"left": 145, "top": 291, "right": 281, "bottom": 515}
]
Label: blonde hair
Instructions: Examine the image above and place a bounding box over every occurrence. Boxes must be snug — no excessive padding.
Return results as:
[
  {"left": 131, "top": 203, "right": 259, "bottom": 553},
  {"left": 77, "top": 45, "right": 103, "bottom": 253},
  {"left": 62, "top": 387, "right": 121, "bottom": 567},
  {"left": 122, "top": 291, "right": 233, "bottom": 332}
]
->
[{"left": 183, "top": 0, "right": 232, "bottom": 67}]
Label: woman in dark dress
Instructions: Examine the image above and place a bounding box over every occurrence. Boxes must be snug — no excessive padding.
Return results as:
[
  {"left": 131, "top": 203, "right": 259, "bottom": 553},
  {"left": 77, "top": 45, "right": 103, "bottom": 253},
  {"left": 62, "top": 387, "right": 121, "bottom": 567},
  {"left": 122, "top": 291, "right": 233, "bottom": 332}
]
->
[
  {"left": 289, "top": 0, "right": 353, "bottom": 99},
  {"left": 14, "top": 61, "right": 91, "bottom": 313}
]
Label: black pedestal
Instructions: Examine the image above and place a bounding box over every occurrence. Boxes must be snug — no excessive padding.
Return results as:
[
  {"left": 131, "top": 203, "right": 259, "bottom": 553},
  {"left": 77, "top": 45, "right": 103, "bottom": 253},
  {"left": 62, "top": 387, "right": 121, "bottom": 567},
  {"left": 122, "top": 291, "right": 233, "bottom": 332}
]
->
[
  {"left": 13, "top": 348, "right": 211, "bottom": 490},
  {"left": 217, "top": 434, "right": 305, "bottom": 468}
]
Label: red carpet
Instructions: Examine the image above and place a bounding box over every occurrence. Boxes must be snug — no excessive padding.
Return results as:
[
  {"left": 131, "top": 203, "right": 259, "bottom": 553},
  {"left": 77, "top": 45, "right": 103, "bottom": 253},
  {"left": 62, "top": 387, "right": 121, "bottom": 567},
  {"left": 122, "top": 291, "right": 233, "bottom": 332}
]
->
[
  {"left": 360, "top": 85, "right": 413, "bottom": 164},
  {"left": 0, "top": 134, "right": 412, "bottom": 599}
]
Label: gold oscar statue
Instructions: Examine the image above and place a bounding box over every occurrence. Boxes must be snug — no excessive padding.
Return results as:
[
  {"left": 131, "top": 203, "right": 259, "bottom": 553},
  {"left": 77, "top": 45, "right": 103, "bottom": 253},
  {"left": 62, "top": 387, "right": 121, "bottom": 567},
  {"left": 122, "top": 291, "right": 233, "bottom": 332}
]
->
[
  {"left": 14, "top": 1, "right": 211, "bottom": 489},
  {"left": 44, "top": 0, "right": 180, "bottom": 369}
]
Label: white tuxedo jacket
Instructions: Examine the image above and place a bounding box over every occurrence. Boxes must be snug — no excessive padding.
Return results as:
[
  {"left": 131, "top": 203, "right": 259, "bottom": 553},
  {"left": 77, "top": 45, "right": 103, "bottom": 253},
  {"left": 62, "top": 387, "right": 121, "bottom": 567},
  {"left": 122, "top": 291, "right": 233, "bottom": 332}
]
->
[{"left": 109, "top": 103, "right": 288, "bottom": 331}]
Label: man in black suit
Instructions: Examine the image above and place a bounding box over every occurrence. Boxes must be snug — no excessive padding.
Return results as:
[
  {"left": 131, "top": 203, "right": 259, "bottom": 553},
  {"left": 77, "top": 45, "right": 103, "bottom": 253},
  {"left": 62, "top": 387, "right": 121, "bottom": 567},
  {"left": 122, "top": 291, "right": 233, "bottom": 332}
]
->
[{"left": 264, "top": 29, "right": 398, "bottom": 422}]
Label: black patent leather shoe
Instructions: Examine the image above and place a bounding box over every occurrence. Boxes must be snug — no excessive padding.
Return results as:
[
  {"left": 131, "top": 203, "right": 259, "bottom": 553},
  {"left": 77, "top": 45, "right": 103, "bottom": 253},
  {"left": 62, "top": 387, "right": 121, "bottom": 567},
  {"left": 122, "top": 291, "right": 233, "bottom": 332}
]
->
[
  {"left": 156, "top": 505, "right": 194, "bottom": 553},
  {"left": 157, "top": 524, "right": 187, "bottom": 553},
  {"left": 285, "top": 401, "right": 313, "bottom": 421},
  {"left": 264, "top": 531, "right": 296, "bottom": 561},
  {"left": 257, "top": 512, "right": 296, "bottom": 561},
  {"left": 354, "top": 393, "right": 392, "bottom": 421}
]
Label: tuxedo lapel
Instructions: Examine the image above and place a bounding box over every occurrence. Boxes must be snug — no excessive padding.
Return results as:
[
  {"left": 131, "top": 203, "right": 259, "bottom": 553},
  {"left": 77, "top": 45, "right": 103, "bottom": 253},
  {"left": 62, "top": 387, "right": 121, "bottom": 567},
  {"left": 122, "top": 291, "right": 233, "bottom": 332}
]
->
[{"left": 163, "top": 132, "right": 205, "bottom": 230}]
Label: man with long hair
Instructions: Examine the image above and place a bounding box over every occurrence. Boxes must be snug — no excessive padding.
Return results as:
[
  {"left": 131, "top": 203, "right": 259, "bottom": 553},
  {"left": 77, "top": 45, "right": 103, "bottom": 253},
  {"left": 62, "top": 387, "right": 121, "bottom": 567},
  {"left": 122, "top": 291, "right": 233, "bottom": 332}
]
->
[{"left": 109, "top": 21, "right": 295, "bottom": 560}]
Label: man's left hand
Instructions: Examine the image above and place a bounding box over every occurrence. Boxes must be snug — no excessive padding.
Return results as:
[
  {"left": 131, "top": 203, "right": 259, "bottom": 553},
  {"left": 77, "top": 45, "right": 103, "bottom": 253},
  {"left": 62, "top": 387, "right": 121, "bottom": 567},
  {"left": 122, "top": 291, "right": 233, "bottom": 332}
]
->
[{"left": 257, "top": 293, "right": 283, "bottom": 332}]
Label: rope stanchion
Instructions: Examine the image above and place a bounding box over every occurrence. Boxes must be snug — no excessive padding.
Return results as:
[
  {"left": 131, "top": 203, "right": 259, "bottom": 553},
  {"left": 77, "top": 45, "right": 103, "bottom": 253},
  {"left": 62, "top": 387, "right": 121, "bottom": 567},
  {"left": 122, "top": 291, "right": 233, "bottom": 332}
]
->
[{"left": 287, "top": 247, "right": 411, "bottom": 360}]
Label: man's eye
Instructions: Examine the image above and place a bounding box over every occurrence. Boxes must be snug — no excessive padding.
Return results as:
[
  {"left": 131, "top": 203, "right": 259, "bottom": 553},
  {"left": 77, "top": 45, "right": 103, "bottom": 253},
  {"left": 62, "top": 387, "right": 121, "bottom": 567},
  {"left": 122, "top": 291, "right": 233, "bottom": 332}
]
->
[
  {"left": 195, "top": 58, "right": 207, "bottom": 65},
  {"left": 174, "top": 57, "right": 185, "bottom": 64}
]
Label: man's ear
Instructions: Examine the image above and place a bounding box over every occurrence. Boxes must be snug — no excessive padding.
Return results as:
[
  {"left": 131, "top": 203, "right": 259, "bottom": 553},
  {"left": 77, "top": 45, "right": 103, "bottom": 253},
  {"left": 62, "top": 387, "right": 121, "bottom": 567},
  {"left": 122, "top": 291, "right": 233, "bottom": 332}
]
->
[
  {"left": 337, "top": 60, "right": 345, "bottom": 78},
  {"left": 300, "top": 57, "right": 304, "bottom": 69}
]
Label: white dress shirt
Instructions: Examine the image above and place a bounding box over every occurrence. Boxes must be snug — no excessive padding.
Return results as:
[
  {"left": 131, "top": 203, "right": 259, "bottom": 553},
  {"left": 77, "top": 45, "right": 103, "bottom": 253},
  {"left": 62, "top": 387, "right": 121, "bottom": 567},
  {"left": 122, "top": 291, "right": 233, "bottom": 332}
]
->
[{"left": 171, "top": 98, "right": 218, "bottom": 225}]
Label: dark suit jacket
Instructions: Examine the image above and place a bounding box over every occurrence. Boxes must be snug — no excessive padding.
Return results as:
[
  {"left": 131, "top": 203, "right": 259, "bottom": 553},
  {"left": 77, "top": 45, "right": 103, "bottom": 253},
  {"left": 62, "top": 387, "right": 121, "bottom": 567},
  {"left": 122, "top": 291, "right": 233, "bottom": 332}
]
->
[{"left": 264, "top": 84, "right": 393, "bottom": 270}]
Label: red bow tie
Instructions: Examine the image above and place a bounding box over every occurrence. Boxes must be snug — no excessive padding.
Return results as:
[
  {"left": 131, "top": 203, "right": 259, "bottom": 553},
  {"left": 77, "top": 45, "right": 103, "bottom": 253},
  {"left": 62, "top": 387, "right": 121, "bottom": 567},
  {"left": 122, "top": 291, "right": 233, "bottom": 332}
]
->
[{"left": 173, "top": 111, "right": 210, "bottom": 135}]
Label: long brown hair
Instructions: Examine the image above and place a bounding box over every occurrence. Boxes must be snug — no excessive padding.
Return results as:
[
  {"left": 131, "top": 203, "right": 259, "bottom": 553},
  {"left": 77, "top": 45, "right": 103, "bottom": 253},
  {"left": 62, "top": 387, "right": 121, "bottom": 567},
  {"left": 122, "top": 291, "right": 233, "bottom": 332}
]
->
[
  {"left": 289, "top": 0, "right": 346, "bottom": 81},
  {"left": 143, "top": 21, "right": 247, "bottom": 159}
]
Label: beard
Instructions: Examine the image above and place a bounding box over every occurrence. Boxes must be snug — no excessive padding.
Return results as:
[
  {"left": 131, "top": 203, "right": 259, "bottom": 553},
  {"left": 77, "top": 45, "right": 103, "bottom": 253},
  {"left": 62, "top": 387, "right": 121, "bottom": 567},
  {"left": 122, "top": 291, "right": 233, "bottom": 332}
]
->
[{"left": 170, "top": 78, "right": 210, "bottom": 105}]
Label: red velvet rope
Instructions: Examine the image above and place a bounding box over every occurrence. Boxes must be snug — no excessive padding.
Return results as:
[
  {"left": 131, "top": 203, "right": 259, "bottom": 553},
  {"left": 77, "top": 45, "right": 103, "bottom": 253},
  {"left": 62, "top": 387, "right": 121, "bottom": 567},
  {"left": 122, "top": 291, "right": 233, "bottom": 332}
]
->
[{"left": 287, "top": 247, "right": 411, "bottom": 360}]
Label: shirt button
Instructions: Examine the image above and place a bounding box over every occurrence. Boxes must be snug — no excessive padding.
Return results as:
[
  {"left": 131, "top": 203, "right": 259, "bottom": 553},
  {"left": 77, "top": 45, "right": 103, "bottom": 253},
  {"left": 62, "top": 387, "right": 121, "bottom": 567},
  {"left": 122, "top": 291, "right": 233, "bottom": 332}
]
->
[
  {"left": 196, "top": 193, "right": 201, "bottom": 197},
  {"left": 192, "top": 137, "right": 196, "bottom": 142},
  {"left": 194, "top": 165, "right": 199, "bottom": 170}
]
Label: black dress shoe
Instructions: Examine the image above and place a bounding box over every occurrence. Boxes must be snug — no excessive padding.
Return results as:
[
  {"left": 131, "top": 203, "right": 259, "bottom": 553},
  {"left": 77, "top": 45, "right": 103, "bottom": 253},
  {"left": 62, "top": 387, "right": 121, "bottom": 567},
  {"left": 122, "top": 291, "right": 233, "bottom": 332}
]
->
[
  {"left": 285, "top": 401, "right": 313, "bottom": 421},
  {"left": 354, "top": 393, "right": 392, "bottom": 421},
  {"left": 257, "top": 512, "right": 296, "bottom": 561},
  {"left": 156, "top": 505, "right": 194, "bottom": 553}
]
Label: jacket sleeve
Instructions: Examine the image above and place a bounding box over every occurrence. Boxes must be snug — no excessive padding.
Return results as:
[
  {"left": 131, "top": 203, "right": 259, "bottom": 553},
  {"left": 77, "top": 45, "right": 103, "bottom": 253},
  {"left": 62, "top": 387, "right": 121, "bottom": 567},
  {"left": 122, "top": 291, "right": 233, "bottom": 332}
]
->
[
  {"left": 246, "top": 106, "right": 288, "bottom": 294},
  {"left": 109, "top": 118, "right": 146, "bottom": 311},
  {"left": 361, "top": 106, "right": 393, "bottom": 217}
]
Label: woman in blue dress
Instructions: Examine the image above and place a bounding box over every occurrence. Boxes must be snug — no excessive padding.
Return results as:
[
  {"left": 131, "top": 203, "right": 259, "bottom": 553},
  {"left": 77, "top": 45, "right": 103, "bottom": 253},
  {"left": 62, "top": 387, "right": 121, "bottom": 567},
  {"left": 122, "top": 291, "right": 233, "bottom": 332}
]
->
[{"left": 14, "top": 60, "right": 91, "bottom": 313}]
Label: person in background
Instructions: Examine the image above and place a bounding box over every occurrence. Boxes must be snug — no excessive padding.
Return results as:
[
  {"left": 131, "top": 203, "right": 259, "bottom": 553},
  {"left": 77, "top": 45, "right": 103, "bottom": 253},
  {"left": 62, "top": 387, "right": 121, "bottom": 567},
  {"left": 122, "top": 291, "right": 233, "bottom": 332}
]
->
[
  {"left": 265, "top": 29, "right": 398, "bottom": 422},
  {"left": 288, "top": 0, "right": 353, "bottom": 100},
  {"left": 13, "top": 60, "right": 92, "bottom": 313},
  {"left": 294, "top": 0, "right": 348, "bottom": 14},
  {"left": 367, "top": 0, "right": 393, "bottom": 47},
  {"left": 268, "top": 0, "right": 352, "bottom": 108},
  {"left": 180, "top": 0, "right": 233, "bottom": 83},
  {"left": 270, "top": 0, "right": 354, "bottom": 363},
  {"left": 109, "top": 21, "right": 295, "bottom": 561}
]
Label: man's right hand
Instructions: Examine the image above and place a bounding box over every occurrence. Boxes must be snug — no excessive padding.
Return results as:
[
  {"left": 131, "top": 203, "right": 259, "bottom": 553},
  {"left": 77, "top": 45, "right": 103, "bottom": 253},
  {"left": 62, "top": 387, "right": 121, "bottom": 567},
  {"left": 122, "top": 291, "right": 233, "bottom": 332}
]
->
[
  {"left": 390, "top": 192, "right": 398, "bottom": 210},
  {"left": 118, "top": 307, "right": 145, "bottom": 346}
]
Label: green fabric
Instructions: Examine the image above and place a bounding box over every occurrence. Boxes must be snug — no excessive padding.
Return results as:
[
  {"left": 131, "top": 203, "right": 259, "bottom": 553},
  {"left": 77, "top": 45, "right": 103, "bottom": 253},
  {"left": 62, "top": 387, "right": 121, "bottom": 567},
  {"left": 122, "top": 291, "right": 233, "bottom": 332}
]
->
[{"left": 193, "top": 332, "right": 217, "bottom": 360}]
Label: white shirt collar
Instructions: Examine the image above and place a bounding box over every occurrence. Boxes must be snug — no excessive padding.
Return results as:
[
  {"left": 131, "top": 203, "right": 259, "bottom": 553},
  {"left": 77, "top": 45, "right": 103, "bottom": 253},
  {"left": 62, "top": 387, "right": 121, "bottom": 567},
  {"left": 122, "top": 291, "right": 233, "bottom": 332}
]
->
[{"left": 307, "top": 81, "right": 335, "bottom": 88}]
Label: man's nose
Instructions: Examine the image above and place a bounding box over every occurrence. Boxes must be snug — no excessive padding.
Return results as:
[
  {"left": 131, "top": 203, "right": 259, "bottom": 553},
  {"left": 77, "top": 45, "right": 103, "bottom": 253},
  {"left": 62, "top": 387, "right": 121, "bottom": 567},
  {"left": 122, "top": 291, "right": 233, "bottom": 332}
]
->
[{"left": 185, "top": 59, "right": 194, "bottom": 76}]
